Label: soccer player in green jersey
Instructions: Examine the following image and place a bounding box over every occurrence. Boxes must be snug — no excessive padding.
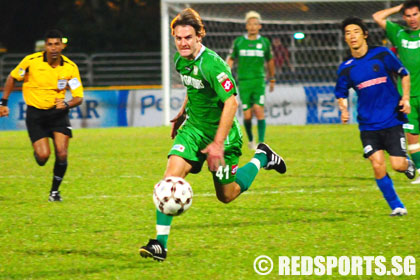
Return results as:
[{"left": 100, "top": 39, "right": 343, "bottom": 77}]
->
[
  {"left": 139, "top": 8, "right": 286, "bottom": 262},
  {"left": 227, "top": 11, "right": 275, "bottom": 150},
  {"left": 373, "top": 0, "right": 420, "bottom": 184}
]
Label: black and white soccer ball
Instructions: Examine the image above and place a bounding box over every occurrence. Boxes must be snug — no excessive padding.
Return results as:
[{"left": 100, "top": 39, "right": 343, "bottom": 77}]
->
[{"left": 153, "top": 176, "right": 193, "bottom": 216}]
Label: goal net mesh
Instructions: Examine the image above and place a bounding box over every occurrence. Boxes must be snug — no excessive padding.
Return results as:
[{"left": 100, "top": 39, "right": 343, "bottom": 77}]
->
[{"left": 166, "top": 1, "right": 402, "bottom": 86}]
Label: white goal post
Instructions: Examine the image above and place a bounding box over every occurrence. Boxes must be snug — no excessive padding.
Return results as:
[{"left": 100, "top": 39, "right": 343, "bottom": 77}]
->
[{"left": 160, "top": 0, "right": 398, "bottom": 125}]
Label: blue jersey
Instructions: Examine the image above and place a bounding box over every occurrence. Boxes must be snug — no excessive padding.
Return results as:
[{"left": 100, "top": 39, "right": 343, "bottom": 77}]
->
[{"left": 334, "top": 46, "right": 408, "bottom": 131}]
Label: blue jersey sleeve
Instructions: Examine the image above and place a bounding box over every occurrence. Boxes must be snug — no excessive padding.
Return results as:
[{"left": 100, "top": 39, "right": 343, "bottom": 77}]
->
[
  {"left": 334, "top": 66, "right": 351, "bottom": 99},
  {"left": 383, "top": 48, "right": 409, "bottom": 77}
]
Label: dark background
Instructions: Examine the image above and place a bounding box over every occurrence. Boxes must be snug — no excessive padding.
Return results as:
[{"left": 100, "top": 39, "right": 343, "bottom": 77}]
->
[{"left": 0, "top": 0, "right": 160, "bottom": 53}]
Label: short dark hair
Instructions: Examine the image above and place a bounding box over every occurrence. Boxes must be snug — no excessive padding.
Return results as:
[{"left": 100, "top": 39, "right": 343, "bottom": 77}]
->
[
  {"left": 341, "top": 17, "right": 368, "bottom": 36},
  {"left": 44, "top": 29, "right": 63, "bottom": 41},
  {"left": 402, "top": 0, "right": 420, "bottom": 14},
  {"left": 170, "top": 8, "right": 206, "bottom": 38}
]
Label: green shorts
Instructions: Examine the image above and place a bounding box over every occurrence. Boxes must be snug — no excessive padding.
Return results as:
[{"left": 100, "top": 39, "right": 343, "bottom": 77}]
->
[
  {"left": 404, "top": 95, "right": 420, "bottom": 134},
  {"left": 168, "top": 122, "right": 243, "bottom": 184},
  {"left": 238, "top": 78, "right": 266, "bottom": 111}
]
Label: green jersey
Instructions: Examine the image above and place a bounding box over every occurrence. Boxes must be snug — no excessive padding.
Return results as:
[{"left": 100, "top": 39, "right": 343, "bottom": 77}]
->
[
  {"left": 386, "top": 21, "right": 420, "bottom": 96},
  {"left": 229, "top": 35, "right": 273, "bottom": 81},
  {"left": 174, "top": 46, "right": 241, "bottom": 139}
]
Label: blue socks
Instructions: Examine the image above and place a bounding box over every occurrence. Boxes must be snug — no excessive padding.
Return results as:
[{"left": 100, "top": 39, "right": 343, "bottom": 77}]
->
[{"left": 375, "top": 174, "right": 404, "bottom": 209}]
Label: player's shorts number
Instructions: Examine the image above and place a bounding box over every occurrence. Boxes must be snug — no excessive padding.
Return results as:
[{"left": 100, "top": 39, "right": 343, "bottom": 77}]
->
[{"left": 216, "top": 165, "right": 230, "bottom": 180}]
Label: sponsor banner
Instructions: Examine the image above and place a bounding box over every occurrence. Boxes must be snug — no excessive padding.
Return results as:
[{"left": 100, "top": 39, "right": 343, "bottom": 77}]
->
[
  {"left": 126, "top": 89, "right": 186, "bottom": 127},
  {"left": 304, "top": 84, "right": 357, "bottom": 124},
  {"left": 0, "top": 90, "right": 122, "bottom": 130},
  {"left": 0, "top": 84, "right": 357, "bottom": 130}
]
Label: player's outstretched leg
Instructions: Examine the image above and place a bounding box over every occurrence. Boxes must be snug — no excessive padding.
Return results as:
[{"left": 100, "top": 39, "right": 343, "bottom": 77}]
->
[
  {"left": 256, "top": 143, "right": 286, "bottom": 174},
  {"left": 139, "top": 239, "right": 167, "bottom": 262},
  {"left": 235, "top": 143, "right": 286, "bottom": 194}
]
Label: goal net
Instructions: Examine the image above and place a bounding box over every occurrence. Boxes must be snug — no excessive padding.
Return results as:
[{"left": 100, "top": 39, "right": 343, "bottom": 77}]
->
[{"left": 161, "top": 0, "right": 402, "bottom": 124}]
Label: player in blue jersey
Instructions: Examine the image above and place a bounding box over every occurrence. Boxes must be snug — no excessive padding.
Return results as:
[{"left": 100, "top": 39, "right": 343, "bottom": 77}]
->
[{"left": 334, "top": 17, "right": 415, "bottom": 216}]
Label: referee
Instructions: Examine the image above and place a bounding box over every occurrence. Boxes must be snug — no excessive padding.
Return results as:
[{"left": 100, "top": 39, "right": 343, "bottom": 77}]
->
[{"left": 0, "top": 29, "right": 84, "bottom": 202}]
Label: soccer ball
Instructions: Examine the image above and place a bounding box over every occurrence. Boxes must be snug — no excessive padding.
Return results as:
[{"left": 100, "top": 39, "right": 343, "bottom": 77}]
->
[{"left": 153, "top": 176, "right": 193, "bottom": 216}]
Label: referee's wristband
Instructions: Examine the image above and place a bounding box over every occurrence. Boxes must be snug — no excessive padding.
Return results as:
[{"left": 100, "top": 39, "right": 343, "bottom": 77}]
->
[
  {"left": 0, "top": 98, "right": 8, "bottom": 106},
  {"left": 64, "top": 101, "right": 70, "bottom": 109}
]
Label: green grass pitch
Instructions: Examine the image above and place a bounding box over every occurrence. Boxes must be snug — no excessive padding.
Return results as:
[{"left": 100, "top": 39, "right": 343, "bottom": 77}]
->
[{"left": 0, "top": 125, "right": 419, "bottom": 279}]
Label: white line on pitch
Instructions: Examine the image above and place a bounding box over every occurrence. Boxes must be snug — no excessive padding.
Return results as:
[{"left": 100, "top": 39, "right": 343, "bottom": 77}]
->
[{"left": 76, "top": 185, "right": 418, "bottom": 199}]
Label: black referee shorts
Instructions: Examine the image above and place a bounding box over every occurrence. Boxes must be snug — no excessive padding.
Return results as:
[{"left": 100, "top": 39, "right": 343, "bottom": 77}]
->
[
  {"left": 360, "top": 125, "right": 407, "bottom": 158},
  {"left": 26, "top": 106, "right": 72, "bottom": 143}
]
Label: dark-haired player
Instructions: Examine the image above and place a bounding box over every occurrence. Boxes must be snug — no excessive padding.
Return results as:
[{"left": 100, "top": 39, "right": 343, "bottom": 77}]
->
[
  {"left": 0, "top": 29, "right": 84, "bottom": 202},
  {"left": 335, "top": 17, "right": 414, "bottom": 217}
]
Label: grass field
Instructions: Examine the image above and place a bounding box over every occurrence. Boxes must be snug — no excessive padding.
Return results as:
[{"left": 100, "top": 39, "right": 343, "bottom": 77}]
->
[{"left": 0, "top": 124, "right": 419, "bottom": 279}]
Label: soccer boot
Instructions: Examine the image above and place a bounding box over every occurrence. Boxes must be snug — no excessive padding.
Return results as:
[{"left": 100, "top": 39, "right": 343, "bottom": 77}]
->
[
  {"left": 48, "top": 191, "right": 62, "bottom": 202},
  {"left": 248, "top": 140, "right": 257, "bottom": 150},
  {"left": 139, "top": 239, "right": 167, "bottom": 262},
  {"left": 404, "top": 159, "right": 416, "bottom": 180},
  {"left": 390, "top": 207, "right": 408, "bottom": 217},
  {"left": 256, "top": 143, "right": 286, "bottom": 174},
  {"left": 410, "top": 175, "right": 420, "bottom": 184}
]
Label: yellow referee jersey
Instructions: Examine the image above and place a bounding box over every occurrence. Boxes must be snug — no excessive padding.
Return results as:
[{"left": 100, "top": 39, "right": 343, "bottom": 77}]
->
[{"left": 10, "top": 52, "right": 84, "bottom": 110}]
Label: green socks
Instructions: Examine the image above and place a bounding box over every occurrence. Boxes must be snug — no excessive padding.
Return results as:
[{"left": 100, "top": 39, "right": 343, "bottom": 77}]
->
[
  {"left": 257, "top": 119, "right": 266, "bottom": 143},
  {"left": 244, "top": 119, "right": 253, "bottom": 142},
  {"left": 410, "top": 151, "right": 420, "bottom": 170},
  {"left": 244, "top": 119, "right": 266, "bottom": 143},
  {"left": 235, "top": 152, "right": 268, "bottom": 193},
  {"left": 156, "top": 210, "right": 173, "bottom": 249}
]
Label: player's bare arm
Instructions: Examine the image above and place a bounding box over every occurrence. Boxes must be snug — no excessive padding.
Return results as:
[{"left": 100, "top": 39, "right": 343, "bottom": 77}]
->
[
  {"left": 372, "top": 4, "right": 403, "bottom": 29},
  {"left": 0, "top": 75, "right": 17, "bottom": 117},
  {"left": 170, "top": 95, "right": 188, "bottom": 139},
  {"left": 267, "top": 58, "right": 275, "bottom": 92},
  {"left": 201, "top": 95, "right": 238, "bottom": 171},
  {"left": 400, "top": 75, "right": 411, "bottom": 114},
  {"left": 226, "top": 56, "right": 234, "bottom": 69},
  {"left": 55, "top": 97, "right": 83, "bottom": 110},
  {"left": 338, "top": 98, "right": 349, "bottom": 124}
]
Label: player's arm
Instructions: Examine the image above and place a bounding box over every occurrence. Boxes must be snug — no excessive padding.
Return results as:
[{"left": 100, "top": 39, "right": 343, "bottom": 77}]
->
[
  {"left": 202, "top": 95, "right": 238, "bottom": 171},
  {"left": 0, "top": 75, "right": 17, "bottom": 117},
  {"left": 226, "top": 56, "right": 234, "bottom": 69},
  {"left": 372, "top": 4, "right": 403, "bottom": 29},
  {"left": 56, "top": 67, "right": 84, "bottom": 110},
  {"left": 267, "top": 58, "right": 275, "bottom": 92},
  {"left": 55, "top": 97, "right": 83, "bottom": 110},
  {"left": 337, "top": 98, "right": 349, "bottom": 124},
  {"left": 170, "top": 95, "right": 188, "bottom": 139},
  {"left": 399, "top": 74, "right": 411, "bottom": 114}
]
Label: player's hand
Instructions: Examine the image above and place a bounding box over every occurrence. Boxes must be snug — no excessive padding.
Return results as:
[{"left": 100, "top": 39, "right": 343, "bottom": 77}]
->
[
  {"left": 399, "top": 99, "right": 410, "bottom": 114},
  {"left": 340, "top": 109, "right": 349, "bottom": 124},
  {"left": 0, "top": 106, "right": 9, "bottom": 117},
  {"left": 201, "top": 142, "right": 225, "bottom": 172},
  {"left": 170, "top": 112, "right": 186, "bottom": 139},
  {"left": 55, "top": 98, "right": 68, "bottom": 110},
  {"left": 269, "top": 80, "right": 275, "bottom": 92}
]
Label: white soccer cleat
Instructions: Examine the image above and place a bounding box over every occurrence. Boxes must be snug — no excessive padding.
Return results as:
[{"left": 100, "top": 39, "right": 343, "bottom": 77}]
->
[
  {"left": 411, "top": 171, "right": 420, "bottom": 184},
  {"left": 389, "top": 207, "right": 407, "bottom": 217},
  {"left": 248, "top": 140, "right": 257, "bottom": 150}
]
